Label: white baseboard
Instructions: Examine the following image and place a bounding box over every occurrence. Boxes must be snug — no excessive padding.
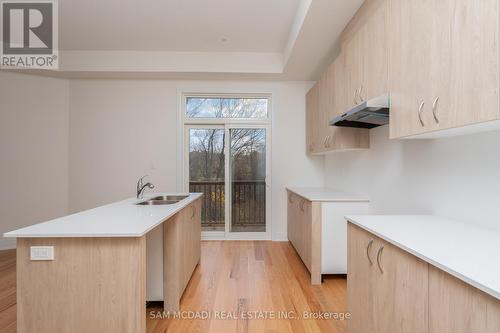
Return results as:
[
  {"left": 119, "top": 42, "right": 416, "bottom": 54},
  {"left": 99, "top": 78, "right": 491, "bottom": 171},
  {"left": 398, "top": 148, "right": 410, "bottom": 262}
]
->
[
  {"left": 272, "top": 232, "right": 288, "bottom": 242},
  {"left": 201, "top": 231, "right": 226, "bottom": 240},
  {"left": 0, "top": 238, "right": 16, "bottom": 250}
]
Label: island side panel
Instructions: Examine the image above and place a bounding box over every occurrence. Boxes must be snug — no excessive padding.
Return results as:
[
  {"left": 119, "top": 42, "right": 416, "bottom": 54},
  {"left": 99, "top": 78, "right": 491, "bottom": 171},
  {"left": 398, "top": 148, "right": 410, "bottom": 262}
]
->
[
  {"left": 163, "top": 211, "right": 181, "bottom": 312},
  {"left": 17, "top": 237, "right": 146, "bottom": 333},
  {"left": 163, "top": 197, "right": 202, "bottom": 312}
]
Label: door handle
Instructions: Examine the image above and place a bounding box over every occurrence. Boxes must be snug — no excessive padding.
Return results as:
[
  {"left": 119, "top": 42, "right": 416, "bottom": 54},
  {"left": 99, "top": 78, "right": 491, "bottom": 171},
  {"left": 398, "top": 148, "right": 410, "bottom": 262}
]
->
[
  {"left": 191, "top": 206, "right": 196, "bottom": 219},
  {"left": 376, "top": 246, "right": 384, "bottom": 274},
  {"left": 366, "top": 239, "right": 374, "bottom": 265},
  {"left": 288, "top": 194, "right": 293, "bottom": 204},
  {"left": 432, "top": 96, "right": 440, "bottom": 123},
  {"left": 299, "top": 200, "right": 305, "bottom": 212},
  {"left": 418, "top": 101, "right": 425, "bottom": 127}
]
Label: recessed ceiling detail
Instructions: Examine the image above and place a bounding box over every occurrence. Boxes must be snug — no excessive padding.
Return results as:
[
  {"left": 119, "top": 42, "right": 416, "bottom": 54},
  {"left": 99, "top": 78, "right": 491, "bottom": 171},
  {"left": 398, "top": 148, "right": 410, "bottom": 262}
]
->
[{"left": 6, "top": 0, "right": 365, "bottom": 80}]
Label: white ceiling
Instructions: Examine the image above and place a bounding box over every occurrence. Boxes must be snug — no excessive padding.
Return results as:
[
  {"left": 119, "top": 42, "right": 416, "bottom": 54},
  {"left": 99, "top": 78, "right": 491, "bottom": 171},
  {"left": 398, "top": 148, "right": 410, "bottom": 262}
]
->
[
  {"left": 60, "top": 0, "right": 300, "bottom": 52},
  {"left": 10, "top": 0, "right": 364, "bottom": 80}
]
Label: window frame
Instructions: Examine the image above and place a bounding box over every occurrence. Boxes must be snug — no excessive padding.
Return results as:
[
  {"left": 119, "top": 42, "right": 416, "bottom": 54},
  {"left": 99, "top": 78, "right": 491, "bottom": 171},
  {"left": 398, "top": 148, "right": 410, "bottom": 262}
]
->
[
  {"left": 178, "top": 92, "right": 272, "bottom": 240},
  {"left": 181, "top": 93, "right": 272, "bottom": 126}
]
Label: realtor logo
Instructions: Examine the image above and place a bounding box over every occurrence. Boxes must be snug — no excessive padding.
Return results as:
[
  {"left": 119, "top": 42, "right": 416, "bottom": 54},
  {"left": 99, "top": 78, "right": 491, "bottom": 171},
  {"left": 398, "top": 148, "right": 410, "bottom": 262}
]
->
[{"left": 1, "top": 0, "right": 58, "bottom": 69}]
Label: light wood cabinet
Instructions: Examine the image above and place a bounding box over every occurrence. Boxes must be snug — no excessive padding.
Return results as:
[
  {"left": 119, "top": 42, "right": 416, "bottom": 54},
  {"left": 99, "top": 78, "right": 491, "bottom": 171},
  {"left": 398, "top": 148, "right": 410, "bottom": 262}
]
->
[
  {"left": 288, "top": 190, "right": 369, "bottom": 285},
  {"left": 287, "top": 192, "right": 314, "bottom": 272},
  {"left": 347, "top": 224, "right": 376, "bottom": 333},
  {"left": 347, "top": 223, "right": 428, "bottom": 333},
  {"left": 164, "top": 198, "right": 201, "bottom": 312},
  {"left": 305, "top": 82, "right": 320, "bottom": 154},
  {"left": 429, "top": 265, "right": 500, "bottom": 333},
  {"left": 373, "top": 235, "right": 428, "bottom": 332},
  {"left": 344, "top": 30, "right": 365, "bottom": 110},
  {"left": 348, "top": 222, "right": 500, "bottom": 333},
  {"left": 344, "top": 0, "right": 389, "bottom": 108},
  {"left": 389, "top": 0, "right": 500, "bottom": 138},
  {"left": 306, "top": 54, "right": 369, "bottom": 155}
]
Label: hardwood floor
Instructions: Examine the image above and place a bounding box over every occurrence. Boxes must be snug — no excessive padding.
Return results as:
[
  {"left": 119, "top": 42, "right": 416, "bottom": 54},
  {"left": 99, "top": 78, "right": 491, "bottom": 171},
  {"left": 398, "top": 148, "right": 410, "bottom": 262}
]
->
[
  {"left": 0, "top": 249, "right": 16, "bottom": 333},
  {"left": 0, "top": 241, "right": 347, "bottom": 333}
]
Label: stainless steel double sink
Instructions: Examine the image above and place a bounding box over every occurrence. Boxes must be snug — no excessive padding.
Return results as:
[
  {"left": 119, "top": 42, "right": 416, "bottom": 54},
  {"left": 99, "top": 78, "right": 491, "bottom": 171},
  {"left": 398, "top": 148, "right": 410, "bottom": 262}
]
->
[{"left": 136, "top": 195, "right": 189, "bottom": 206}]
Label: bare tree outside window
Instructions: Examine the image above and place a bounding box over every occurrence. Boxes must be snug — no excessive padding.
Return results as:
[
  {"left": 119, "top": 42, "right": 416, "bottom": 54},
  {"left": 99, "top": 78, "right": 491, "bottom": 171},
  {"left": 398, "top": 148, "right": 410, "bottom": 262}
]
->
[
  {"left": 187, "top": 97, "right": 267, "bottom": 232},
  {"left": 186, "top": 97, "right": 268, "bottom": 118}
]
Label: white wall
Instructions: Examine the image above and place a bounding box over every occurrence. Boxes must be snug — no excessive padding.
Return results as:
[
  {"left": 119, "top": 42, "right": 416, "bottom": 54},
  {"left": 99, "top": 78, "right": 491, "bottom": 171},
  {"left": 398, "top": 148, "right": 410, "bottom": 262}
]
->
[
  {"left": 324, "top": 125, "right": 500, "bottom": 230},
  {"left": 68, "top": 80, "right": 324, "bottom": 240},
  {"left": 0, "top": 72, "right": 70, "bottom": 249}
]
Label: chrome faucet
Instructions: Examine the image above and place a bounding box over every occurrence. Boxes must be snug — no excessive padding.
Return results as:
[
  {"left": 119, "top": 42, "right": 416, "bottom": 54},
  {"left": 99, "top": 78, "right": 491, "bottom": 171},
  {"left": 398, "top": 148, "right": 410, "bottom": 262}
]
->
[{"left": 136, "top": 175, "right": 155, "bottom": 199}]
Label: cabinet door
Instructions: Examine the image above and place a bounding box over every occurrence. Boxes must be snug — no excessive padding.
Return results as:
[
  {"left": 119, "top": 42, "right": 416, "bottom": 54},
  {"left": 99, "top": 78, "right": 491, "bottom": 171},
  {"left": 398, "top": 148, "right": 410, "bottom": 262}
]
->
[
  {"left": 305, "top": 83, "right": 320, "bottom": 154},
  {"left": 362, "top": 0, "right": 389, "bottom": 102},
  {"left": 428, "top": 0, "right": 499, "bottom": 132},
  {"left": 332, "top": 52, "right": 347, "bottom": 119},
  {"left": 330, "top": 53, "right": 370, "bottom": 150},
  {"left": 344, "top": 30, "right": 365, "bottom": 110},
  {"left": 390, "top": 0, "right": 500, "bottom": 138},
  {"left": 373, "top": 239, "right": 428, "bottom": 333},
  {"left": 429, "top": 265, "right": 500, "bottom": 333},
  {"left": 347, "top": 223, "right": 376, "bottom": 333},
  {"left": 388, "top": 0, "right": 433, "bottom": 138},
  {"left": 317, "top": 71, "right": 332, "bottom": 152}
]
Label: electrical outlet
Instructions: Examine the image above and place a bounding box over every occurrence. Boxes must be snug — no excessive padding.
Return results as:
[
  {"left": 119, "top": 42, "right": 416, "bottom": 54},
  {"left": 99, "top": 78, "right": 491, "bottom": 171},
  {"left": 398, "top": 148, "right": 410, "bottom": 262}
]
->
[{"left": 30, "top": 246, "right": 54, "bottom": 261}]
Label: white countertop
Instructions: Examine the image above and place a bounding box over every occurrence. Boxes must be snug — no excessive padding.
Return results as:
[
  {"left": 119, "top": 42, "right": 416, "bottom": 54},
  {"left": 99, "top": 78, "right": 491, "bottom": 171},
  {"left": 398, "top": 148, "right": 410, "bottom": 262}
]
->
[
  {"left": 346, "top": 215, "right": 500, "bottom": 301},
  {"left": 3, "top": 193, "right": 203, "bottom": 238},
  {"left": 286, "top": 187, "right": 369, "bottom": 202}
]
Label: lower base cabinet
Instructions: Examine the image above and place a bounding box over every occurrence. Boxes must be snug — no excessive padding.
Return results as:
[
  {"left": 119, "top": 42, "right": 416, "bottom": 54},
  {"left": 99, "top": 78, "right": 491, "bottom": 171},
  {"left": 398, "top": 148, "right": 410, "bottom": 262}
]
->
[
  {"left": 347, "top": 222, "right": 500, "bottom": 333},
  {"left": 287, "top": 190, "right": 369, "bottom": 284},
  {"left": 347, "top": 224, "right": 428, "bottom": 333},
  {"left": 429, "top": 266, "right": 500, "bottom": 333}
]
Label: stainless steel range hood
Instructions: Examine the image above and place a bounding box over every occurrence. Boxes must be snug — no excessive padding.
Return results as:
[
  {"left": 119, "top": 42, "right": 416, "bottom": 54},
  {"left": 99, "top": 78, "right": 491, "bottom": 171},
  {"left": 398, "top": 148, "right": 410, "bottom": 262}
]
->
[{"left": 329, "top": 94, "right": 389, "bottom": 129}]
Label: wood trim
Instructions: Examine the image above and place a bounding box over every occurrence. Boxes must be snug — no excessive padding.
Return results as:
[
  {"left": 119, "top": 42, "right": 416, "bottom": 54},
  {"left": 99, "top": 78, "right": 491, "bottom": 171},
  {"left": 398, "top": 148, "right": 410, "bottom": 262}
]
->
[{"left": 16, "top": 237, "right": 146, "bottom": 333}]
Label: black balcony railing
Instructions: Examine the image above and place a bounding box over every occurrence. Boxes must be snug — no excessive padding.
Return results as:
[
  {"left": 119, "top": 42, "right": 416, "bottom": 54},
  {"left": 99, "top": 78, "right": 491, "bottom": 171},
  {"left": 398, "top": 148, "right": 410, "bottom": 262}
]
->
[{"left": 189, "top": 180, "right": 266, "bottom": 229}]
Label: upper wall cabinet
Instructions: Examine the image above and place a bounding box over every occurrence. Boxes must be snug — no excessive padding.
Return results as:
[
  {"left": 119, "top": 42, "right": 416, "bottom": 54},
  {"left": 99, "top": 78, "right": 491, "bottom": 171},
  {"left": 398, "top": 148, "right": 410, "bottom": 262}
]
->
[
  {"left": 389, "top": 0, "right": 500, "bottom": 138},
  {"left": 306, "top": 53, "right": 369, "bottom": 155},
  {"left": 306, "top": 82, "right": 320, "bottom": 154},
  {"left": 344, "top": 0, "right": 389, "bottom": 109}
]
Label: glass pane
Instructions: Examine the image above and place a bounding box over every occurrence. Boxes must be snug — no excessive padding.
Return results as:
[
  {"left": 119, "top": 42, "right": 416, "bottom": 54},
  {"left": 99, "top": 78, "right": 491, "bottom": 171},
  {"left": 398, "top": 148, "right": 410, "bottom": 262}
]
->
[
  {"left": 186, "top": 97, "right": 268, "bottom": 118},
  {"left": 230, "top": 128, "right": 266, "bottom": 232},
  {"left": 188, "top": 129, "right": 225, "bottom": 232}
]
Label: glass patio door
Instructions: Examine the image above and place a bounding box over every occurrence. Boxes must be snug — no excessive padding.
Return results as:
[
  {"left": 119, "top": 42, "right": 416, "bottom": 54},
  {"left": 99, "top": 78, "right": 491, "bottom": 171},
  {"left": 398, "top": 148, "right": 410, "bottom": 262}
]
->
[
  {"left": 229, "top": 127, "right": 267, "bottom": 233},
  {"left": 187, "top": 126, "right": 225, "bottom": 232},
  {"left": 186, "top": 125, "right": 269, "bottom": 238},
  {"left": 183, "top": 95, "right": 270, "bottom": 239}
]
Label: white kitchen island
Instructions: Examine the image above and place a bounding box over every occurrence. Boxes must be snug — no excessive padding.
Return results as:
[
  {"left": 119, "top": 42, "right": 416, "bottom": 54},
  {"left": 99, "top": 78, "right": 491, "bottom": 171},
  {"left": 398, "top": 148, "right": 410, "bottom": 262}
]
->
[{"left": 4, "top": 193, "right": 203, "bottom": 333}]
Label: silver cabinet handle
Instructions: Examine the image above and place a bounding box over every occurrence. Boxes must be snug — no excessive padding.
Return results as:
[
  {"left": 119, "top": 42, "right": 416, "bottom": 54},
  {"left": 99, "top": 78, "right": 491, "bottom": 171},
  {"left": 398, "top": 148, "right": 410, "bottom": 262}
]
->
[
  {"left": 191, "top": 206, "right": 196, "bottom": 219},
  {"left": 366, "top": 239, "right": 374, "bottom": 265},
  {"left": 418, "top": 101, "right": 425, "bottom": 126},
  {"left": 376, "top": 246, "right": 384, "bottom": 274},
  {"left": 432, "top": 96, "right": 440, "bottom": 123},
  {"left": 324, "top": 135, "right": 331, "bottom": 148},
  {"left": 299, "top": 200, "right": 305, "bottom": 212},
  {"left": 359, "top": 84, "right": 364, "bottom": 102},
  {"left": 353, "top": 89, "right": 359, "bottom": 105}
]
